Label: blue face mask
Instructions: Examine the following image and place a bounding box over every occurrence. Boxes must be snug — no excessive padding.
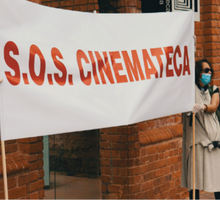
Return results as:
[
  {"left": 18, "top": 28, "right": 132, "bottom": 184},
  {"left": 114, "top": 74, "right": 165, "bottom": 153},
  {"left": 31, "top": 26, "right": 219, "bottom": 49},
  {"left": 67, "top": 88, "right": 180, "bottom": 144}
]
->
[{"left": 200, "top": 73, "right": 211, "bottom": 85}]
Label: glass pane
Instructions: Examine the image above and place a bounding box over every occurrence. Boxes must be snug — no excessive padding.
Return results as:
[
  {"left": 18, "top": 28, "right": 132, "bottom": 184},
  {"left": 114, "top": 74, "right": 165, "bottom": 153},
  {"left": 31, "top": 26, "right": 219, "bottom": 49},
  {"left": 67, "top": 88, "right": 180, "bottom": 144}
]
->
[{"left": 43, "top": 130, "right": 101, "bottom": 199}]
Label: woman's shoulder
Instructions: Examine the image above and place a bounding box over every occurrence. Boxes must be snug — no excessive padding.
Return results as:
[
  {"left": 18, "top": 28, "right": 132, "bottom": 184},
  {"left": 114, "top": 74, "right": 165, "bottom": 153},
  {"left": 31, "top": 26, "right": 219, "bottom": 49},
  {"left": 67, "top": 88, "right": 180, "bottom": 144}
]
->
[
  {"left": 212, "top": 85, "right": 218, "bottom": 90},
  {"left": 212, "top": 85, "right": 219, "bottom": 94}
]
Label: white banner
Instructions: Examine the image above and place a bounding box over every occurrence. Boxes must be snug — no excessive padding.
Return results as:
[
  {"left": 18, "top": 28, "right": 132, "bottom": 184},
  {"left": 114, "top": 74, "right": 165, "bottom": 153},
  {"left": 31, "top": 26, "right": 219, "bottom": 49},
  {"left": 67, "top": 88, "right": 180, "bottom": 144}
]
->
[{"left": 0, "top": 0, "right": 194, "bottom": 141}]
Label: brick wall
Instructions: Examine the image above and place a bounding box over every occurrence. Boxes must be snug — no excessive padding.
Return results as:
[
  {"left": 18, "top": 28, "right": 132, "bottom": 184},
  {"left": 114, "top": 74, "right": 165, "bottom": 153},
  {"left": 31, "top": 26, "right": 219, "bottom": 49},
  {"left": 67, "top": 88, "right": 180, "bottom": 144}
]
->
[
  {"left": 0, "top": 137, "right": 44, "bottom": 199},
  {"left": 41, "top": 0, "right": 99, "bottom": 12},
  {"left": 17, "top": 137, "right": 44, "bottom": 199},
  {"left": 100, "top": 122, "right": 188, "bottom": 199},
  {"left": 195, "top": 0, "right": 220, "bottom": 88}
]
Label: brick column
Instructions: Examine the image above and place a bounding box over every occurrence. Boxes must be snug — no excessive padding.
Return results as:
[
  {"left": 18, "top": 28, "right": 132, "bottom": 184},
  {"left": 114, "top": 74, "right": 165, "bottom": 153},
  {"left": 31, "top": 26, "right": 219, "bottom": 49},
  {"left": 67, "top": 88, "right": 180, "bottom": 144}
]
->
[
  {"left": 199, "top": 0, "right": 220, "bottom": 87},
  {"left": 117, "top": 0, "right": 141, "bottom": 13},
  {"left": 17, "top": 137, "right": 44, "bottom": 199},
  {"left": 100, "top": 124, "right": 142, "bottom": 199},
  {"left": 100, "top": 123, "right": 188, "bottom": 199}
]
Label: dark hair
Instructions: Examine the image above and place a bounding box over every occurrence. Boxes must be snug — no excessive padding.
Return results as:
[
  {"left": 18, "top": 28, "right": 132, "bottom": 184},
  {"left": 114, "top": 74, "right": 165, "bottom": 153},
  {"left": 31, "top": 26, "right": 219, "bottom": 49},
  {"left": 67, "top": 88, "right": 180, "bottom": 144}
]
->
[{"left": 195, "top": 58, "right": 213, "bottom": 85}]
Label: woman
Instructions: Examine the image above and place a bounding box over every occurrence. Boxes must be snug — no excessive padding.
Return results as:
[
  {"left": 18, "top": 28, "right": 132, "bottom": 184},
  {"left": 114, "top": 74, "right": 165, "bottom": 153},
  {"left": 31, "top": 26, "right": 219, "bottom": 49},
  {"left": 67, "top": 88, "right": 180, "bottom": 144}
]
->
[{"left": 181, "top": 58, "right": 220, "bottom": 199}]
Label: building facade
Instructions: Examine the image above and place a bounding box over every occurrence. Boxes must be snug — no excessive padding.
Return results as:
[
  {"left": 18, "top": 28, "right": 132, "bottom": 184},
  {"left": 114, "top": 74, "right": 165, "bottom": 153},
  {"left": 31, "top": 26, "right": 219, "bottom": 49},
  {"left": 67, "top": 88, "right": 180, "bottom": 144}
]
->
[{"left": 1, "top": 0, "right": 220, "bottom": 199}]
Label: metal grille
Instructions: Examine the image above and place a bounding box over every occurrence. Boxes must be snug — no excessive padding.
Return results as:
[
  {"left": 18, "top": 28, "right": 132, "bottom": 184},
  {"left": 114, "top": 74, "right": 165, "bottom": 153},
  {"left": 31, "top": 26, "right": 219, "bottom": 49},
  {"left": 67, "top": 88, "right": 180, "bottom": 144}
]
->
[{"left": 172, "top": 0, "right": 200, "bottom": 21}]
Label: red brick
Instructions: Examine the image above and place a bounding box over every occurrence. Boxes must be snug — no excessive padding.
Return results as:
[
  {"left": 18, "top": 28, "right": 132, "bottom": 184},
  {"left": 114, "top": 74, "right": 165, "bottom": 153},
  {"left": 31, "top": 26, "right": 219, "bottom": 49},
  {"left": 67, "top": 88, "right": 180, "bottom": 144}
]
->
[
  {"left": 103, "top": 193, "right": 118, "bottom": 199},
  {"left": 142, "top": 190, "right": 149, "bottom": 199},
  {"left": 100, "top": 167, "right": 111, "bottom": 174},
  {"left": 140, "top": 147, "right": 147, "bottom": 156},
  {"left": 26, "top": 154, "right": 38, "bottom": 162},
  {"left": 172, "top": 170, "right": 181, "bottom": 179},
  {"left": 30, "top": 162, "right": 38, "bottom": 171},
  {"left": 7, "top": 162, "right": 18, "bottom": 174},
  {"left": 158, "top": 152, "right": 164, "bottom": 159},
  {"left": 146, "top": 145, "right": 158, "bottom": 154},
  {"left": 101, "top": 175, "right": 111, "bottom": 183},
  {"left": 5, "top": 144, "right": 17, "bottom": 153},
  {"left": 169, "top": 187, "right": 179, "bottom": 198},
  {"left": 153, "top": 177, "right": 165, "bottom": 187},
  {"left": 80, "top": 5, "right": 88, "bottom": 11},
  {"left": 147, "top": 162, "right": 158, "bottom": 171},
  {"left": 29, "top": 191, "right": 39, "bottom": 199},
  {"left": 170, "top": 164, "right": 175, "bottom": 173},
  {"left": 174, "top": 149, "right": 179, "bottom": 155},
  {"left": 113, "top": 176, "right": 125, "bottom": 184},
  {"left": 113, "top": 168, "right": 121, "bottom": 176},
  {"left": 175, "top": 178, "right": 181, "bottom": 187},
  {"left": 100, "top": 142, "right": 110, "bottom": 149},
  {"left": 148, "top": 154, "right": 158, "bottom": 162},
  {"left": 0, "top": 191, "right": 4, "bottom": 199},
  {"left": 108, "top": 184, "right": 121, "bottom": 193},
  {"left": 148, "top": 188, "right": 155, "bottom": 197},
  {"left": 100, "top": 150, "right": 111, "bottom": 158},
  {"left": 128, "top": 134, "right": 139, "bottom": 142},
  {"left": 18, "top": 142, "right": 43, "bottom": 154},
  {"left": 203, "top": 5, "right": 218, "bottom": 13},
  {"left": 74, "top": 0, "right": 88, "bottom": 5},
  {"left": 168, "top": 156, "right": 179, "bottom": 165},
  {"left": 102, "top": 184, "right": 107, "bottom": 192},
  {"left": 51, "top": 1, "right": 60, "bottom": 7},
  {"left": 39, "top": 168, "right": 44, "bottom": 178},
  {"left": 101, "top": 134, "right": 108, "bottom": 141},
  {"left": 37, "top": 160, "right": 43, "bottom": 168},
  {"left": 30, "top": 179, "right": 44, "bottom": 192},
  {"left": 141, "top": 181, "right": 153, "bottom": 191},
  {"left": 159, "top": 191, "right": 169, "bottom": 199},
  {"left": 38, "top": 153, "right": 43, "bottom": 160},
  {"left": 5, "top": 140, "right": 16, "bottom": 145},
  {"left": 18, "top": 137, "right": 38, "bottom": 143},
  {"left": 0, "top": 177, "right": 16, "bottom": 191},
  {"left": 123, "top": 184, "right": 141, "bottom": 194},
  {"left": 158, "top": 143, "right": 169, "bottom": 152},
  {"left": 100, "top": 159, "right": 110, "bottom": 166},
  {"left": 8, "top": 185, "right": 27, "bottom": 199},
  {"left": 39, "top": 189, "right": 44, "bottom": 199},
  {"left": 18, "top": 174, "right": 30, "bottom": 186},
  {"left": 165, "top": 166, "right": 170, "bottom": 174},
  {"left": 112, "top": 150, "right": 120, "bottom": 158},
  {"left": 112, "top": 143, "right": 127, "bottom": 150},
  {"left": 30, "top": 171, "right": 39, "bottom": 182},
  {"left": 137, "top": 122, "right": 146, "bottom": 131},
  {"left": 146, "top": 120, "right": 156, "bottom": 129},
  {"left": 169, "top": 180, "right": 175, "bottom": 189},
  {"left": 155, "top": 168, "right": 165, "bottom": 178},
  {"left": 164, "top": 174, "right": 172, "bottom": 183},
  {"left": 129, "top": 166, "right": 142, "bottom": 175},
  {"left": 113, "top": 159, "right": 135, "bottom": 167},
  {"left": 127, "top": 175, "right": 143, "bottom": 184}
]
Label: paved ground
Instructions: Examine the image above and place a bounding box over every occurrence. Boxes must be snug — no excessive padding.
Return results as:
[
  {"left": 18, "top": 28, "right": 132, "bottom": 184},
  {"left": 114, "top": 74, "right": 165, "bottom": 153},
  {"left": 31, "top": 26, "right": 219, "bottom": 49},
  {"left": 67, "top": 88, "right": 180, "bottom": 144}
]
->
[
  {"left": 184, "top": 191, "right": 215, "bottom": 199},
  {"left": 44, "top": 173, "right": 216, "bottom": 199},
  {"left": 44, "top": 173, "right": 101, "bottom": 199},
  {"left": 200, "top": 192, "right": 215, "bottom": 199}
]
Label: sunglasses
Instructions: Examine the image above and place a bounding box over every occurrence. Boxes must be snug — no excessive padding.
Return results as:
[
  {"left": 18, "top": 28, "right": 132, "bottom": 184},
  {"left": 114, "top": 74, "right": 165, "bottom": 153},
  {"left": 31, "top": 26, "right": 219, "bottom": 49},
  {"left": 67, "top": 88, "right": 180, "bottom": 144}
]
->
[{"left": 202, "top": 68, "right": 213, "bottom": 73}]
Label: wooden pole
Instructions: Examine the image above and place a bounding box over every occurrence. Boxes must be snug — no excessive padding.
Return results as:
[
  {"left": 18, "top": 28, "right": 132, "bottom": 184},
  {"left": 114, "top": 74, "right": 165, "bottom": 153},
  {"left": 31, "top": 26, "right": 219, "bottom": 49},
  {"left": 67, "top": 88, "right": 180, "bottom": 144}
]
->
[
  {"left": 192, "top": 113, "right": 195, "bottom": 200},
  {"left": 1, "top": 140, "right": 8, "bottom": 200}
]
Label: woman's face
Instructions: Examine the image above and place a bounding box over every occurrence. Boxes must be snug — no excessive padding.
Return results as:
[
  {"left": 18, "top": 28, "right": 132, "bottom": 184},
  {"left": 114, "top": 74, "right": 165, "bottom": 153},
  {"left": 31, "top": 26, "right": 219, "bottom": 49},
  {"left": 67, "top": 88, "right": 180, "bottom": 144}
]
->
[
  {"left": 199, "top": 62, "right": 212, "bottom": 86},
  {"left": 201, "top": 62, "right": 212, "bottom": 75}
]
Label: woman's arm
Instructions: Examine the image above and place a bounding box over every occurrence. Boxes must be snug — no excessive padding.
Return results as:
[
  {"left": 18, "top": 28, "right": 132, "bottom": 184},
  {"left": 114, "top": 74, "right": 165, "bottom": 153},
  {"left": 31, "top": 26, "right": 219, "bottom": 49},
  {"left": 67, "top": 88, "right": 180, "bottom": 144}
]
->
[{"left": 205, "top": 92, "right": 219, "bottom": 113}]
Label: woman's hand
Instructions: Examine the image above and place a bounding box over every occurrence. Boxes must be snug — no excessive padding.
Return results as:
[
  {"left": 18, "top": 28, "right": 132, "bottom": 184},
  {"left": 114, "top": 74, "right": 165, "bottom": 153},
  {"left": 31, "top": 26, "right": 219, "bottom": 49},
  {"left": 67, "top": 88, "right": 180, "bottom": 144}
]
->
[
  {"left": 192, "top": 103, "right": 205, "bottom": 113},
  {"left": 192, "top": 93, "right": 219, "bottom": 114}
]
